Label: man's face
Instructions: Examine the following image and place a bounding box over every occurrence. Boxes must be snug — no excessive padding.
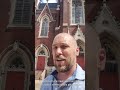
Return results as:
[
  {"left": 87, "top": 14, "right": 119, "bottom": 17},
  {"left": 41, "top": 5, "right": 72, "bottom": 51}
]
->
[{"left": 52, "top": 34, "right": 79, "bottom": 72}]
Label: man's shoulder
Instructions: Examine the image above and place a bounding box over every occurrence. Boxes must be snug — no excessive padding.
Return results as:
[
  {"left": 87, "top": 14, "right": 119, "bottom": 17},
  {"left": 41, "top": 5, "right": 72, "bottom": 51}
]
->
[
  {"left": 40, "top": 74, "right": 54, "bottom": 90},
  {"left": 43, "top": 70, "right": 57, "bottom": 82},
  {"left": 43, "top": 74, "right": 54, "bottom": 82}
]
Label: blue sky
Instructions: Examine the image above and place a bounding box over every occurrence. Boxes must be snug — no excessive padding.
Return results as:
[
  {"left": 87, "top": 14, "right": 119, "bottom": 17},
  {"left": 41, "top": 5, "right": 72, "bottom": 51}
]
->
[{"left": 42, "top": 0, "right": 57, "bottom": 3}]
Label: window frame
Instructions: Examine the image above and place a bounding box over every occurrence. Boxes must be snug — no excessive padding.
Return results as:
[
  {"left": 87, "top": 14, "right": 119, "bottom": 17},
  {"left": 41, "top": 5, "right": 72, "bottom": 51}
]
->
[
  {"left": 38, "top": 15, "right": 50, "bottom": 38},
  {"left": 70, "top": 0, "right": 85, "bottom": 25},
  {"left": 7, "top": 0, "right": 33, "bottom": 28}
]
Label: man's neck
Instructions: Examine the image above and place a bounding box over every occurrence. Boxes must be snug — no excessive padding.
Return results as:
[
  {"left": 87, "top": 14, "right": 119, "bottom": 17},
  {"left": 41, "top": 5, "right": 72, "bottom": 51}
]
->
[{"left": 57, "top": 63, "right": 77, "bottom": 83}]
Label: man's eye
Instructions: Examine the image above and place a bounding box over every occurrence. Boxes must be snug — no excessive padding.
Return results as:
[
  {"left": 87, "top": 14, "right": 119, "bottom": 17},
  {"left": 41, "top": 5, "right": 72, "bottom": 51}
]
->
[
  {"left": 61, "top": 45, "right": 68, "bottom": 49},
  {"left": 53, "top": 46, "right": 57, "bottom": 49}
]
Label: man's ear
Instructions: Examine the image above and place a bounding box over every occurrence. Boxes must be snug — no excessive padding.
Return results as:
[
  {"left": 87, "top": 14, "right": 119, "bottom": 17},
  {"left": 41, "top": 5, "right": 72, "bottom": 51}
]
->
[{"left": 76, "top": 48, "right": 80, "bottom": 56}]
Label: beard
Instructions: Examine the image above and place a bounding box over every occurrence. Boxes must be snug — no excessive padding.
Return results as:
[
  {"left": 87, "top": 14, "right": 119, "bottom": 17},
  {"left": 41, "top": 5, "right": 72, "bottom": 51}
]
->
[{"left": 54, "top": 56, "right": 74, "bottom": 72}]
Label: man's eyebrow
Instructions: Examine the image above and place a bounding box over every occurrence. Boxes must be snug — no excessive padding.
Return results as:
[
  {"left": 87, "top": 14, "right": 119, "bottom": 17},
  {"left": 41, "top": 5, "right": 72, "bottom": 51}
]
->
[
  {"left": 52, "top": 43, "right": 69, "bottom": 46},
  {"left": 52, "top": 44, "right": 58, "bottom": 46}
]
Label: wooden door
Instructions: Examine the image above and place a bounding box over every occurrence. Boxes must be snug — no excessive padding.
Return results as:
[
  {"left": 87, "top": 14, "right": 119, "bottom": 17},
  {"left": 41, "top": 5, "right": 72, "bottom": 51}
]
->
[
  {"left": 5, "top": 71, "right": 25, "bottom": 90},
  {"left": 37, "top": 56, "right": 45, "bottom": 70}
]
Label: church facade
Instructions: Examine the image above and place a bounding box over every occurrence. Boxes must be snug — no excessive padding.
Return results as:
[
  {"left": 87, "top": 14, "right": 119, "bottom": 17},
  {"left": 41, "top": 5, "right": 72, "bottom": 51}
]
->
[
  {"left": 35, "top": 0, "right": 85, "bottom": 89},
  {"left": 35, "top": 0, "right": 120, "bottom": 90},
  {"left": 0, "top": 0, "right": 35, "bottom": 90}
]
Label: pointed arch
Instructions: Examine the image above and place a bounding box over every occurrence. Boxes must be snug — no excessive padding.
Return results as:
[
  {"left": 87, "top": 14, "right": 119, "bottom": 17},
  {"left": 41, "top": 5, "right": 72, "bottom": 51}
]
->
[
  {"left": 35, "top": 44, "right": 50, "bottom": 57},
  {"left": 35, "top": 44, "right": 50, "bottom": 71},
  {"left": 38, "top": 15, "right": 50, "bottom": 37},
  {"left": 0, "top": 41, "right": 34, "bottom": 90},
  {"left": 99, "top": 31, "right": 120, "bottom": 89},
  {"left": 99, "top": 31, "right": 120, "bottom": 72},
  {"left": 71, "top": 0, "right": 85, "bottom": 25}
]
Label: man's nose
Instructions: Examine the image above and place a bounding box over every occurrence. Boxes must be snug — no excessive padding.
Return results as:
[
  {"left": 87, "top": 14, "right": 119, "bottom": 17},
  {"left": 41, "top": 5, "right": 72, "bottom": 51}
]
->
[{"left": 56, "top": 48, "right": 62, "bottom": 55}]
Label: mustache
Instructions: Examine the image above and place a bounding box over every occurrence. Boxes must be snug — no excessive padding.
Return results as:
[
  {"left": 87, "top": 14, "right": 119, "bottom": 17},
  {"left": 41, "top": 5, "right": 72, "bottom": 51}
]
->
[{"left": 56, "top": 55, "right": 66, "bottom": 60}]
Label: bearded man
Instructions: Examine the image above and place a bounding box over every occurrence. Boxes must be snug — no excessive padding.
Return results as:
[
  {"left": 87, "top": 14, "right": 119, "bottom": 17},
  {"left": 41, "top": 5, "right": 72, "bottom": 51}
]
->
[{"left": 40, "top": 33, "right": 85, "bottom": 90}]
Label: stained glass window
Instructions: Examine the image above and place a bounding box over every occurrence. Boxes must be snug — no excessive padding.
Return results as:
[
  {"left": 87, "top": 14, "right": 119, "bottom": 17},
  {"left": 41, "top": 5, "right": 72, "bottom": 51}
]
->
[
  {"left": 40, "top": 18, "right": 49, "bottom": 36},
  {"left": 72, "top": 0, "right": 84, "bottom": 24}
]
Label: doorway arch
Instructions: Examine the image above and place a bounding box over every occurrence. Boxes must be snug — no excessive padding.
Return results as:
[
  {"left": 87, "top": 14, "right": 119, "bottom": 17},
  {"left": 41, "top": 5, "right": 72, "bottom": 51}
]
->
[
  {"left": 0, "top": 41, "right": 33, "bottom": 90},
  {"left": 99, "top": 31, "right": 120, "bottom": 90}
]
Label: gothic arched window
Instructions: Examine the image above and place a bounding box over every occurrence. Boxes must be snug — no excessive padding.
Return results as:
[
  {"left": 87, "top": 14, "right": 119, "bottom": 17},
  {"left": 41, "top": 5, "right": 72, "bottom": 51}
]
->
[
  {"left": 72, "top": 0, "right": 85, "bottom": 24},
  {"left": 9, "top": 0, "right": 32, "bottom": 26},
  {"left": 40, "top": 18, "right": 49, "bottom": 37}
]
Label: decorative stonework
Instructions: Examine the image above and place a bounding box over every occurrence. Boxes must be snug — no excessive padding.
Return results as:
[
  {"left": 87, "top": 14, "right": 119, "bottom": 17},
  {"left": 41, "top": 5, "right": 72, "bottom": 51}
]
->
[
  {"left": 0, "top": 42, "right": 33, "bottom": 90},
  {"left": 37, "top": 3, "right": 54, "bottom": 22},
  {"left": 8, "top": 57, "right": 25, "bottom": 69},
  {"left": 74, "top": 25, "right": 85, "bottom": 53},
  {"left": 91, "top": 0, "right": 120, "bottom": 35},
  {"left": 74, "top": 25, "right": 85, "bottom": 42}
]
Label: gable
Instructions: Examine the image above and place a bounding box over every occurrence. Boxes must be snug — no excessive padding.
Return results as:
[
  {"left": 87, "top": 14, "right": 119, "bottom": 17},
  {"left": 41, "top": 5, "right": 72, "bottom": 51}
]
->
[
  {"left": 92, "top": 2, "right": 119, "bottom": 35},
  {"left": 37, "top": 3, "right": 54, "bottom": 22}
]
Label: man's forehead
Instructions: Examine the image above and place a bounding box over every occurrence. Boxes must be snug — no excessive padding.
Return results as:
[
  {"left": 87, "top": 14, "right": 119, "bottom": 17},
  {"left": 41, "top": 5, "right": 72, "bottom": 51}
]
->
[
  {"left": 54, "top": 34, "right": 72, "bottom": 41},
  {"left": 52, "top": 36, "right": 69, "bottom": 45},
  {"left": 52, "top": 33, "right": 75, "bottom": 45}
]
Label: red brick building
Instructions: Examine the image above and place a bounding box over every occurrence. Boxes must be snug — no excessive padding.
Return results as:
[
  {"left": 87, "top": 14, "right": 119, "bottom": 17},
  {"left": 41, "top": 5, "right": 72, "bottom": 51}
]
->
[
  {"left": 0, "top": 0, "right": 34, "bottom": 90},
  {"left": 35, "top": 0, "right": 120, "bottom": 90},
  {"left": 35, "top": 0, "right": 85, "bottom": 88}
]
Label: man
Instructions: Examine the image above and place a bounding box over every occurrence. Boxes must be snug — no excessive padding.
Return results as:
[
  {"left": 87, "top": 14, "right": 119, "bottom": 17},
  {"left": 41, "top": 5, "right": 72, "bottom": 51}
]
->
[{"left": 40, "top": 33, "right": 85, "bottom": 90}]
